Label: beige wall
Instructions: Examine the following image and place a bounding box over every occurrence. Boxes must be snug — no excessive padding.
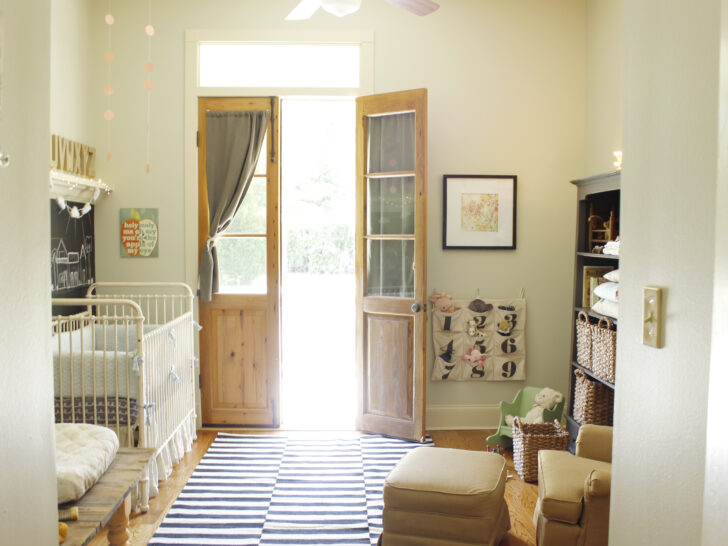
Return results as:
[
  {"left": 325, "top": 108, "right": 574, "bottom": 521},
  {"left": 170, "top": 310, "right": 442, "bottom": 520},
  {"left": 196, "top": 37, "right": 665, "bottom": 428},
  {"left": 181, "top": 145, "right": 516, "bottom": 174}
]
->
[
  {"left": 50, "top": 0, "right": 93, "bottom": 142},
  {"left": 612, "top": 0, "right": 720, "bottom": 542},
  {"left": 585, "top": 0, "right": 622, "bottom": 174},
  {"left": 702, "top": 0, "right": 728, "bottom": 542},
  {"left": 88, "top": 0, "right": 585, "bottom": 424},
  {"left": 0, "top": 0, "right": 57, "bottom": 543}
]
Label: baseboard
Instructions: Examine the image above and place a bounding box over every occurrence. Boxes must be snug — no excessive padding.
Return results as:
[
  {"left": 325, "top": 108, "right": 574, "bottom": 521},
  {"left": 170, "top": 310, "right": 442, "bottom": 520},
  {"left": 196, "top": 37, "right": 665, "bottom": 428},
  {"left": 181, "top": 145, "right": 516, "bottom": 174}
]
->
[{"left": 426, "top": 404, "right": 501, "bottom": 430}]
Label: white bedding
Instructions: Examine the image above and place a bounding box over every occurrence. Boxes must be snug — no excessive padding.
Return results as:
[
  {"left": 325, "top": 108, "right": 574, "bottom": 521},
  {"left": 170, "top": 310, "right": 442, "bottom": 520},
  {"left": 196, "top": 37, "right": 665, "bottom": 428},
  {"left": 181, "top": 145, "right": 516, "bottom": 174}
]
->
[{"left": 55, "top": 423, "right": 119, "bottom": 504}]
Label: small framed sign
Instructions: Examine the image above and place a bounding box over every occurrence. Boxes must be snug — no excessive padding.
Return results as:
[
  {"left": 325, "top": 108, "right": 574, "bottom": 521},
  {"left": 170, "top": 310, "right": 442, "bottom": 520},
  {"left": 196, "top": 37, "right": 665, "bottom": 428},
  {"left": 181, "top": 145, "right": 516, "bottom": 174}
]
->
[
  {"left": 120, "top": 208, "right": 159, "bottom": 257},
  {"left": 443, "top": 174, "right": 517, "bottom": 249}
]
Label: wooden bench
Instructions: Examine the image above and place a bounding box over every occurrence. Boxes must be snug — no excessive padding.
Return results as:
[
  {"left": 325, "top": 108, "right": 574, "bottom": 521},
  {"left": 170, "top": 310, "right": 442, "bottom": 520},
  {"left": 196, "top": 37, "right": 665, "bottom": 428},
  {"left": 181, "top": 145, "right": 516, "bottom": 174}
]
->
[{"left": 61, "top": 448, "right": 156, "bottom": 546}]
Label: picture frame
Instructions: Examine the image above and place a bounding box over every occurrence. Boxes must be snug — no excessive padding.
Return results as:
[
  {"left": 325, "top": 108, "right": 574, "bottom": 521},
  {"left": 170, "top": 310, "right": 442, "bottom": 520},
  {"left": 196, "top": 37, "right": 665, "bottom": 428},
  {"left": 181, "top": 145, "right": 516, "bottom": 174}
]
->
[{"left": 443, "top": 174, "right": 517, "bottom": 249}]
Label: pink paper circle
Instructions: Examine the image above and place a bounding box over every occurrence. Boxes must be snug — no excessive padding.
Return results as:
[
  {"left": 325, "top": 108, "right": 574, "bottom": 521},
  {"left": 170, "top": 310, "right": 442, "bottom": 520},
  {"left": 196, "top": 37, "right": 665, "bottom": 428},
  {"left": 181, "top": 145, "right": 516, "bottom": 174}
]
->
[
  {"left": 104, "top": 109, "right": 114, "bottom": 121},
  {"left": 105, "top": 13, "right": 114, "bottom": 25},
  {"left": 104, "top": 85, "right": 114, "bottom": 95},
  {"left": 145, "top": 62, "right": 154, "bottom": 73},
  {"left": 145, "top": 163, "right": 151, "bottom": 174},
  {"left": 104, "top": 51, "right": 115, "bottom": 63},
  {"left": 144, "top": 80, "right": 154, "bottom": 91},
  {"left": 145, "top": 24, "right": 155, "bottom": 36},
  {"left": 106, "top": 152, "right": 112, "bottom": 161}
]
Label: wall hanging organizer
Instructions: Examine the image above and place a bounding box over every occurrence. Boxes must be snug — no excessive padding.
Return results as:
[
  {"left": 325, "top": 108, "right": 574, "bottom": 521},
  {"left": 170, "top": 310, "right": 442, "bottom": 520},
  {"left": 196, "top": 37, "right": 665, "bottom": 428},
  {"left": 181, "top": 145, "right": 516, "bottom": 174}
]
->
[{"left": 431, "top": 291, "right": 526, "bottom": 381}]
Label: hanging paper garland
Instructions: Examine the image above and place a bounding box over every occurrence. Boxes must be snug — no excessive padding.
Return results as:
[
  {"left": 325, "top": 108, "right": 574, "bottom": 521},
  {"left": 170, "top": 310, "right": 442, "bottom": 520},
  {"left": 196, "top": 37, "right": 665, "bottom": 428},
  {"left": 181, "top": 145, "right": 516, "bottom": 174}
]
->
[
  {"left": 144, "top": 0, "right": 154, "bottom": 174},
  {"left": 104, "top": 1, "right": 114, "bottom": 161}
]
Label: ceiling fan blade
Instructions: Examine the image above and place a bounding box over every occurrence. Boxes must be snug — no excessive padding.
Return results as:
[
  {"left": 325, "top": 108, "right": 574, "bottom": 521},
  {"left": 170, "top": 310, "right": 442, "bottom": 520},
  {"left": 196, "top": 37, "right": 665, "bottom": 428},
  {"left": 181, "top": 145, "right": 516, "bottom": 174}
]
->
[
  {"left": 286, "top": 0, "right": 321, "bottom": 20},
  {"left": 384, "top": 0, "right": 440, "bottom": 16}
]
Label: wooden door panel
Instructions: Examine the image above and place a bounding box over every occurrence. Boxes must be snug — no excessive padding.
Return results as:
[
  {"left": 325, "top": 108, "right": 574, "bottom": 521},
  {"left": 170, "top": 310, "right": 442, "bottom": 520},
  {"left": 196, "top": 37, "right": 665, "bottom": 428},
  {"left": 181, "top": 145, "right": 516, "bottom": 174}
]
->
[
  {"left": 212, "top": 309, "right": 267, "bottom": 410},
  {"left": 364, "top": 313, "right": 414, "bottom": 420}
]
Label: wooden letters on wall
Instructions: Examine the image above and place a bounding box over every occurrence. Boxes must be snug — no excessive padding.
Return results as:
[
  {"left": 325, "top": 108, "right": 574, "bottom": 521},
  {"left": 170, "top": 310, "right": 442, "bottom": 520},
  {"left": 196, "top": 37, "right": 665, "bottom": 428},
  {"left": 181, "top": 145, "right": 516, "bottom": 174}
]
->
[{"left": 50, "top": 134, "right": 96, "bottom": 177}]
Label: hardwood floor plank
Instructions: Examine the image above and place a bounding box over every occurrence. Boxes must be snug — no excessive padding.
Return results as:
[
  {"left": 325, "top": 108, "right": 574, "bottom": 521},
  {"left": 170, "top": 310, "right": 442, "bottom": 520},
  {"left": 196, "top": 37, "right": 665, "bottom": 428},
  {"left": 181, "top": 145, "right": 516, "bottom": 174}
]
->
[{"left": 90, "top": 429, "right": 537, "bottom": 545}]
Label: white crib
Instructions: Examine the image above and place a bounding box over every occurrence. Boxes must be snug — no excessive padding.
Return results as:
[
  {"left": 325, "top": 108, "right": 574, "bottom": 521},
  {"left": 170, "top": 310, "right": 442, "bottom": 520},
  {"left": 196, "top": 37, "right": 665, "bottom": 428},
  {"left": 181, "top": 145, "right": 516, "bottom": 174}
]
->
[{"left": 52, "top": 282, "right": 198, "bottom": 511}]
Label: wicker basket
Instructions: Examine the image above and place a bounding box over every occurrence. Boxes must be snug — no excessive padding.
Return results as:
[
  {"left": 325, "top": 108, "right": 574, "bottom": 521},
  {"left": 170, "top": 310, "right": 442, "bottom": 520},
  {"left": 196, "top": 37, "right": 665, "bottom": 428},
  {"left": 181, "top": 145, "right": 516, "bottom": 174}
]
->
[
  {"left": 575, "top": 311, "right": 592, "bottom": 368},
  {"left": 591, "top": 317, "right": 616, "bottom": 383},
  {"left": 512, "top": 417, "right": 569, "bottom": 483},
  {"left": 572, "top": 369, "right": 614, "bottom": 426}
]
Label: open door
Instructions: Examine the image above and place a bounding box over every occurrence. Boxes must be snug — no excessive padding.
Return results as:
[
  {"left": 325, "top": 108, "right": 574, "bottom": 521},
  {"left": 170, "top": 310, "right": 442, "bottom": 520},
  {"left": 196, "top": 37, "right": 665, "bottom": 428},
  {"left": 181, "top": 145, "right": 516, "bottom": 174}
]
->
[
  {"left": 355, "top": 89, "right": 428, "bottom": 441},
  {"left": 198, "top": 97, "right": 280, "bottom": 426}
]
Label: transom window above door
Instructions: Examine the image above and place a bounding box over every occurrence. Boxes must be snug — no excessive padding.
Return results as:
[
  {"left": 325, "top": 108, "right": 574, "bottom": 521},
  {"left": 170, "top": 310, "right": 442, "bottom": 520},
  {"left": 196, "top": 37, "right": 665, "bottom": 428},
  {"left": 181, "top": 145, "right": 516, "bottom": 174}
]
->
[{"left": 199, "top": 44, "right": 360, "bottom": 88}]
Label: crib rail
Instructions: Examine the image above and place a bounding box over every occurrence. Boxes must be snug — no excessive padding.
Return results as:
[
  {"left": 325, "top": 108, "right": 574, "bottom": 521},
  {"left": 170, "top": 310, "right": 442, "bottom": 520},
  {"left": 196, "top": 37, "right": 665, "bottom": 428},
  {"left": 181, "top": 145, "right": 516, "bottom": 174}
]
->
[
  {"left": 86, "top": 282, "right": 193, "bottom": 325},
  {"left": 51, "top": 298, "right": 146, "bottom": 448}
]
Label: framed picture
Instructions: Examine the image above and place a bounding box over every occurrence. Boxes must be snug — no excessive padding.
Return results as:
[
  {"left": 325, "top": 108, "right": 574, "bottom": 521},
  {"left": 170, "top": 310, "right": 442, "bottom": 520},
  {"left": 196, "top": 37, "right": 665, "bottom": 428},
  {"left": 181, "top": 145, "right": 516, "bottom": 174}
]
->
[{"left": 443, "top": 174, "right": 517, "bottom": 249}]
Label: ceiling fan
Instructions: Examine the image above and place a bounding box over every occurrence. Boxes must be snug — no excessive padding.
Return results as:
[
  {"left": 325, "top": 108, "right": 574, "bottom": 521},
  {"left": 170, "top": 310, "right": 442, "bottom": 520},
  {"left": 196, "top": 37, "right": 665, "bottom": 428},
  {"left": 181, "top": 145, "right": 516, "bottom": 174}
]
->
[{"left": 286, "top": 0, "right": 440, "bottom": 20}]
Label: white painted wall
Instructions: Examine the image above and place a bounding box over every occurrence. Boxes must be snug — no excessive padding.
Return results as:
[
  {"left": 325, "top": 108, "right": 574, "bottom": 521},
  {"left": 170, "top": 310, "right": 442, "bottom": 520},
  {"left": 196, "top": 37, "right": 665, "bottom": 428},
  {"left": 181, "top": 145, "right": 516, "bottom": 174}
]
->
[
  {"left": 612, "top": 0, "right": 720, "bottom": 542},
  {"left": 585, "top": 0, "right": 621, "bottom": 174},
  {"left": 0, "top": 1, "right": 57, "bottom": 544},
  {"left": 702, "top": 1, "right": 728, "bottom": 542},
  {"left": 88, "top": 0, "right": 585, "bottom": 425},
  {"left": 50, "top": 0, "right": 93, "bottom": 142}
]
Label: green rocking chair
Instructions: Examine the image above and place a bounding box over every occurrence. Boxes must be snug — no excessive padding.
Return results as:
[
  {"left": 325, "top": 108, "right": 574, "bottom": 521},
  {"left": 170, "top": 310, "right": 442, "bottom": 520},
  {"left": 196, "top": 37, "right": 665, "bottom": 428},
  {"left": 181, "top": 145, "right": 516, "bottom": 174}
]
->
[{"left": 486, "top": 386, "right": 565, "bottom": 449}]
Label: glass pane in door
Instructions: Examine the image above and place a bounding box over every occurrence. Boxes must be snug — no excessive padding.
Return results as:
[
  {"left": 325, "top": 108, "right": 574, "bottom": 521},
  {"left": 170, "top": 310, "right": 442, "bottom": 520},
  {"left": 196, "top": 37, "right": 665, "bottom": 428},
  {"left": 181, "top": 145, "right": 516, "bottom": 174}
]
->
[
  {"left": 367, "top": 176, "right": 415, "bottom": 235},
  {"left": 366, "top": 239, "right": 414, "bottom": 298},
  {"left": 216, "top": 237, "right": 267, "bottom": 293},
  {"left": 367, "top": 112, "right": 415, "bottom": 173}
]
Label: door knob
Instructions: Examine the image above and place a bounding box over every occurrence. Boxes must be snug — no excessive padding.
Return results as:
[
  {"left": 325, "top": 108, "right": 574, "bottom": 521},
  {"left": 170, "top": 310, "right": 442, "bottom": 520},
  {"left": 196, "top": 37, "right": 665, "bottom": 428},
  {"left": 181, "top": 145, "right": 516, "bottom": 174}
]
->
[{"left": 411, "top": 302, "right": 421, "bottom": 313}]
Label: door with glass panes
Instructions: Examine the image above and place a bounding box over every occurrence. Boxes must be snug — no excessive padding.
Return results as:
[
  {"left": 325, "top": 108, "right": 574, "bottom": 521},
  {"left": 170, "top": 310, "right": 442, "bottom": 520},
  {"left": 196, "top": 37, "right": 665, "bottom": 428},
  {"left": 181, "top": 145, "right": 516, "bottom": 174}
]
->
[
  {"left": 198, "top": 97, "right": 280, "bottom": 426},
  {"left": 355, "top": 89, "right": 427, "bottom": 441}
]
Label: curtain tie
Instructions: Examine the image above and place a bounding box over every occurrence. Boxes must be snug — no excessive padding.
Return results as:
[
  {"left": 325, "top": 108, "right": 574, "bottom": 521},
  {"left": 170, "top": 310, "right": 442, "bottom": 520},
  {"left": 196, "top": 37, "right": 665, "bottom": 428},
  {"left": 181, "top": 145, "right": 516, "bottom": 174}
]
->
[{"left": 204, "top": 234, "right": 219, "bottom": 252}]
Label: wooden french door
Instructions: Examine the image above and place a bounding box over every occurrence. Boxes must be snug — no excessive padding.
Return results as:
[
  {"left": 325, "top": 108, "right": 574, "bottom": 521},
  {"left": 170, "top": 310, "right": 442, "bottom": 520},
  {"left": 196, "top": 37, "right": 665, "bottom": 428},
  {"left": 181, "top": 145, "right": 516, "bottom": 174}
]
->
[
  {"left": 355, "top": 89, "right": 428, "bottom": 441},
  {"left": 198, "top": 97, "right": 280, "bottom": 426}
]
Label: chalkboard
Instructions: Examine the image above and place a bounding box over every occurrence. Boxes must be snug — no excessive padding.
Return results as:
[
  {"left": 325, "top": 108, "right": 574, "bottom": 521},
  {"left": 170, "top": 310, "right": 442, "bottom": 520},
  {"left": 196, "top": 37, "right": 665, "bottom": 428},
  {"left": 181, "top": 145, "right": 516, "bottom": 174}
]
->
[{"left": 50, "top": 200, "right": 95, "bottom": 313}]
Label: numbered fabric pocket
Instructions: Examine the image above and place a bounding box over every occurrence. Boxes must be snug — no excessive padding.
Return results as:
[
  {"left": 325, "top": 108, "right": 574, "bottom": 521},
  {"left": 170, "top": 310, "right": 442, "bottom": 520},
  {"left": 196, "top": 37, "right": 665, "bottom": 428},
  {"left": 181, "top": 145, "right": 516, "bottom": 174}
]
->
[
  {"left": 490, "top": 356, "right": 526, "bottom": 381},
  {"left": 431, "top": 332, "right": 464, "bottom": 381},
  {"left": 432, "top": 307, "right": 467, "bottom": 333},
  {"left": 494, "top": 300, "right": 526, "bottom": 338}
]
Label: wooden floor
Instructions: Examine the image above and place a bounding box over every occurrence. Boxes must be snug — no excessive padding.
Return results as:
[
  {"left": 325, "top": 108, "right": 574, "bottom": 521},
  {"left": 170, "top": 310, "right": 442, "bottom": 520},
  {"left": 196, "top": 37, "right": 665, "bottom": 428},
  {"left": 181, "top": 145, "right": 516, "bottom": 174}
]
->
[{"left": 90, "top": 429, "right": 537, "bottom": 546}]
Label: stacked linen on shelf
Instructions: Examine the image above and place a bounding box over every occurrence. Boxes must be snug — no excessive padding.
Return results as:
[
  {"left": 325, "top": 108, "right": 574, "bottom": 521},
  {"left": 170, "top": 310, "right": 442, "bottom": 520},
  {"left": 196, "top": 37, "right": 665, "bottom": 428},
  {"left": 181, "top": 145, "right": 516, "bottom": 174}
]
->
[
  {"left": 592, "top": 269, "right": 619, "bottom": 319},
  {"left": 603, "top": 237, "right": 621, "bottom": 255}
]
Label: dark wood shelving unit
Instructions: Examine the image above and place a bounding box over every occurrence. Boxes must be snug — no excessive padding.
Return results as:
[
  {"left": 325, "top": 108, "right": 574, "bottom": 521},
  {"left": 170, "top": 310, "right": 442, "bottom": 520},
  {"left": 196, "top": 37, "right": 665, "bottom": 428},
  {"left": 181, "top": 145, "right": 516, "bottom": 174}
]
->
[{"left": 566, "top": 171, "right": 620, "bottom": 453}]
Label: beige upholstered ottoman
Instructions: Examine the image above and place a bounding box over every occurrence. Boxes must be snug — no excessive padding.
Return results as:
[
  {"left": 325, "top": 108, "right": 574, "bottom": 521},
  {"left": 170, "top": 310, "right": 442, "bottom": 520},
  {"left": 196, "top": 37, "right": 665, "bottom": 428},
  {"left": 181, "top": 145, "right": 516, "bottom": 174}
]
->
[{"left": 380, "top": 447, "right": 511, "bottom": 545}]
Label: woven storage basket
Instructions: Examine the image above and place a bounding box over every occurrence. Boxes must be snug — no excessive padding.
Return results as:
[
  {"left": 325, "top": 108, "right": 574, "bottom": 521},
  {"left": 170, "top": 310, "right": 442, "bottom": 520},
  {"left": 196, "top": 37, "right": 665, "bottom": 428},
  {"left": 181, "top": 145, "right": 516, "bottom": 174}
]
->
[
  {"left": 575, "top": 311, "right": 592, "bottom": 368},
  {"left": 591, "top": 317, "right": 616, "bottom": 383},
  {"left": 573, "top": 369, "right": 614, "bottom": 426},
  {"left": 512, "top": 417, "right": 569, "bottom": 483}
]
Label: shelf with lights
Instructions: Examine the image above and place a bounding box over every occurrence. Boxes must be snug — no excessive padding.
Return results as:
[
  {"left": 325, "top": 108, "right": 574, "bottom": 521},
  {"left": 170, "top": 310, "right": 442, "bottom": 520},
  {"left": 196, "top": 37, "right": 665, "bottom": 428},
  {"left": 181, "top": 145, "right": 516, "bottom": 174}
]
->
[{"left": 49, "top": 169, "right": 113, "bottom": 218}]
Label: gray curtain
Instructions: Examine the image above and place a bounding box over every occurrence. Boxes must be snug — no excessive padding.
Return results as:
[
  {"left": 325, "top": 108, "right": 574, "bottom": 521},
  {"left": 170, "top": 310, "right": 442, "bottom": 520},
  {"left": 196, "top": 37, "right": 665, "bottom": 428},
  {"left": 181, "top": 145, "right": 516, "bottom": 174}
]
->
[{"left": 199, "top": 110, "right": 269, "bottom": 302}]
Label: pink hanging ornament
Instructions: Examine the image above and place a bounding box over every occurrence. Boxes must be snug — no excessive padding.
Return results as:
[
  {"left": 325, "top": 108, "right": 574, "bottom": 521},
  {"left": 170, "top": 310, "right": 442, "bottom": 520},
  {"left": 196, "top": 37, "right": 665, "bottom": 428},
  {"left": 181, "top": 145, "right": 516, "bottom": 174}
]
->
[
  {"left": 145, "top": 24, "right": 155, "bottom": 36},
  {"left": 105, "top": 13, "right": 114, "bottom": 25},
  {"left": 104, "top": 109, "right": 114, "bottom": 121},
  {"left": 104, "top": 85, "right": 114, "bottom": 95},
  {"left": 104, "top": 51, "right": 115, "bottom": 63},
  {"left": 144, "top": 80, "right": 154, "bottom": 91}
]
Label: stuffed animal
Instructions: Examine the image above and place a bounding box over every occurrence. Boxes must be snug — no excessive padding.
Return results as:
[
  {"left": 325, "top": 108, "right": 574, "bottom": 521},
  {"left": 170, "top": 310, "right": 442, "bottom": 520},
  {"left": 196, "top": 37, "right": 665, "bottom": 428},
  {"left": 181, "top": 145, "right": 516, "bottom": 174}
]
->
[
  {"left": 505, "top": 387, "right": 564, "bottom": 426},
  {"left": 429, "top": 291, "right": 460, "bottom": 313},
  {"left": 461, "top": 345, "right": 487, "bottom": 364}
]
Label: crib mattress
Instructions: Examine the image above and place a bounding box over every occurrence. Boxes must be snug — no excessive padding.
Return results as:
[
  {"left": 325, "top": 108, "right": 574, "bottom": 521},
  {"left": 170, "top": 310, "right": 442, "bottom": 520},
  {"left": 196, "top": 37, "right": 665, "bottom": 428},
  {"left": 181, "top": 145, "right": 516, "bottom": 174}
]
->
[{"left": 56, "top": 423, "right": 119, "bottom": 504}]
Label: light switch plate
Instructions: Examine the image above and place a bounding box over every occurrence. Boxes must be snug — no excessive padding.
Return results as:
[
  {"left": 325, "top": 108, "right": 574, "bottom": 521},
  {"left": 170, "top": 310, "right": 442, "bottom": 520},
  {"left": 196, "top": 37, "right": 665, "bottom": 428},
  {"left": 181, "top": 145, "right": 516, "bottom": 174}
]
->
[{"left": 642, "top": 286, "right": 663, "bottom": 348}]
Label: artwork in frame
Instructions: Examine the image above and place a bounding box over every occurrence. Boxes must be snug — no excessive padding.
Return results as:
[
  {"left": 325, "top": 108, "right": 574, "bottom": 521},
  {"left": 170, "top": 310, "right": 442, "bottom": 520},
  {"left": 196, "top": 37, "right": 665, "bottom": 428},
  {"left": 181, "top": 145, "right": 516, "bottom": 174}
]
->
[{"left": 443, "top": 174, "right": 517, "bottom": 249}]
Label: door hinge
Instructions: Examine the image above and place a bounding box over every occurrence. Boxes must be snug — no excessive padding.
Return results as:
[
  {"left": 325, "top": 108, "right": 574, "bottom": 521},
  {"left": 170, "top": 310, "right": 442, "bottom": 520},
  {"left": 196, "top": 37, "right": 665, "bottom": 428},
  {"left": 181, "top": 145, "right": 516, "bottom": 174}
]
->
[
  {"left": 196, "top": 131, "right": 199, "bottom": 147},
  {"left": 198, "top": 375, "right": 202, "bottom": 389}
]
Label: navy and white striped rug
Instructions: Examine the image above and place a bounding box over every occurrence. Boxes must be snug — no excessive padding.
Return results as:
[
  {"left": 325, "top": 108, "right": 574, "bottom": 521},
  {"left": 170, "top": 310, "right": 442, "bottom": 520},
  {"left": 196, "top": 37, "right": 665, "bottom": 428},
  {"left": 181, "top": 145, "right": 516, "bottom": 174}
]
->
[{"left": 150, "top": 433, "right": 431, "bottom": 545}]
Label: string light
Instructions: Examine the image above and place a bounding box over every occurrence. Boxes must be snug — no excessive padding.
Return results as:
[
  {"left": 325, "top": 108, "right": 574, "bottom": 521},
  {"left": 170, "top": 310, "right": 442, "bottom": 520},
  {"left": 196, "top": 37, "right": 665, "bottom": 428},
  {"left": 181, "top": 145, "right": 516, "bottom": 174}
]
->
[
  {"left": 104, "top": 0, "right": 114, "bottom": 162},
  {"left": 613, "top": 150, "right": 623, "bottom": 170},
  {"left": 49, "top": 169, "right": 112, "bottom": 218},
  {"left": 144, "top": 0, "right": 154, "bottom": 174}
]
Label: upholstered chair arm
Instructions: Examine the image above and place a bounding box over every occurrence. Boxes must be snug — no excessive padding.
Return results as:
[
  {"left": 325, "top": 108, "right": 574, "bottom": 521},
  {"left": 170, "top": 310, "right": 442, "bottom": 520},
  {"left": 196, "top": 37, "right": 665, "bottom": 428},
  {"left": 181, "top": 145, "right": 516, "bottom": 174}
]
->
[
  {"left": 580, "top": 469, "right": 611, "bottom": 546},
  {"left": 575, "top": 424, "right": 613, "bottom": 463}
]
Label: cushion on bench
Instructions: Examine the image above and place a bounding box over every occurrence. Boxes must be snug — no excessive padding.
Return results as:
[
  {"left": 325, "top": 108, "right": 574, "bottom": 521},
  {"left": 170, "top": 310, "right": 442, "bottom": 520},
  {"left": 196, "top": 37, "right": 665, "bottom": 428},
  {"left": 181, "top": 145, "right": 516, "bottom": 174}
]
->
[{"left": 56, "top": 423, "right": 119, "bottom": 504}]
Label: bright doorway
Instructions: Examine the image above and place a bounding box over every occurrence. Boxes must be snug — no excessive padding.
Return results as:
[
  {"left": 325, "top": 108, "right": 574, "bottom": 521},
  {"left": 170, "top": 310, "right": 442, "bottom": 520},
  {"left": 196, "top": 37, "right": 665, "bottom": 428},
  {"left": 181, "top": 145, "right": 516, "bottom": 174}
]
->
[{"left": 280, "top": 98, "right": 356, "bottom": 429}]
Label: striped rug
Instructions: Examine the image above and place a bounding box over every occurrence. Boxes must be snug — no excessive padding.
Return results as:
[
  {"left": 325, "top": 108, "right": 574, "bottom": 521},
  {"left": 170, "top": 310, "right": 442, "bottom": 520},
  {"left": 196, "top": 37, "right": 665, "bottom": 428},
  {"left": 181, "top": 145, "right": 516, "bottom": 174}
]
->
[{"left": 149, "top": 433, "right": 431, "bottom": 545}]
